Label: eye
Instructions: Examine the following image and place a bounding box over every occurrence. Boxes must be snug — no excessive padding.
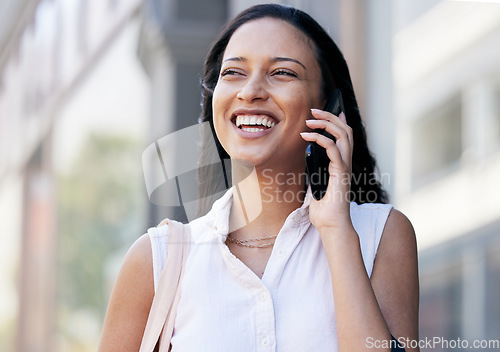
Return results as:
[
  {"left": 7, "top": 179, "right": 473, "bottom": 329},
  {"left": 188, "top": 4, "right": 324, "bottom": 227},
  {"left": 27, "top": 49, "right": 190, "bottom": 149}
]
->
[
  {"left": 272, "top": 69, "right": 298, "bottom": 77},
  {"left": 220, "top": 68, "right": 243, "bottom": 77}
]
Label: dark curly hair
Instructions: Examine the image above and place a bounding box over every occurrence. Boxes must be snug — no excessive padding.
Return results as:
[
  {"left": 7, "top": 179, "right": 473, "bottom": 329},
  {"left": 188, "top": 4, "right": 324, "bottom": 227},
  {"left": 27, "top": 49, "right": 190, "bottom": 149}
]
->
[{"left": 197, "top": 4, "right": 388, "bottom": 214}]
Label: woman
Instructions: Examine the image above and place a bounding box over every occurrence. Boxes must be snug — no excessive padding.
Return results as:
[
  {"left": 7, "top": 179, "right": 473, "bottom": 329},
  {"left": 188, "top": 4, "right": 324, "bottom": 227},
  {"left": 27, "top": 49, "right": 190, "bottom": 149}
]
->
[{"left": 99, "top": 4, "right": 419, "bottom": 352}]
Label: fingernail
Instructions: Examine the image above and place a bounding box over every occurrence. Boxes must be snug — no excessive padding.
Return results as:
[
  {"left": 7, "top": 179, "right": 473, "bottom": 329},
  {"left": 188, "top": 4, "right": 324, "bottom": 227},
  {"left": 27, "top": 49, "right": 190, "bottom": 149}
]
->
[
  {"left": 300, "top": 132, "right": 314, "bottom": 136},
  {"left": 311, "top": 108, "right": 322, "bottom": 113}
]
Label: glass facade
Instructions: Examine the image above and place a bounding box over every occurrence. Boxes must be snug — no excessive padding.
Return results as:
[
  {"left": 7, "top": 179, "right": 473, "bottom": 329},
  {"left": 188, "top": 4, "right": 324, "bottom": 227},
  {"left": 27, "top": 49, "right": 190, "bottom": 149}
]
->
[{"left": 411, "top": 95, "right": 462, "bottom": 187}]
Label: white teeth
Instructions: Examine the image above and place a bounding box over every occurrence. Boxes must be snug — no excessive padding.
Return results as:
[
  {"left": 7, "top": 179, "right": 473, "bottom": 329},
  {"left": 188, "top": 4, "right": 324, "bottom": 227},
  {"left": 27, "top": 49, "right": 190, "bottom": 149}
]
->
[
  {"left": 235, "top": 115, "right": 277, "bottom": 128},
  {"left": 241, "top": 127, "right": 266, "bottom": 133}
]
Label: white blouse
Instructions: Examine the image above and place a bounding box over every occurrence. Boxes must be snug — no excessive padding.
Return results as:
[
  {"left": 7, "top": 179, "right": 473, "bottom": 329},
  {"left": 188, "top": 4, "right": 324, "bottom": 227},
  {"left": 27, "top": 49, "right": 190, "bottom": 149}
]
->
[{"left": 148, "top": 187, "right": 393, "bottom": 352}]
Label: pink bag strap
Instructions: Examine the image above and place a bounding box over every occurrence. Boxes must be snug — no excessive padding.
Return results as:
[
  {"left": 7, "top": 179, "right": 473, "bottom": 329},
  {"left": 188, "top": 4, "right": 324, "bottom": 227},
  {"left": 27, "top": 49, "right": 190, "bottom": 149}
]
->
[{"left": 139, "top": 220, "right": 191, "bottom": 352}]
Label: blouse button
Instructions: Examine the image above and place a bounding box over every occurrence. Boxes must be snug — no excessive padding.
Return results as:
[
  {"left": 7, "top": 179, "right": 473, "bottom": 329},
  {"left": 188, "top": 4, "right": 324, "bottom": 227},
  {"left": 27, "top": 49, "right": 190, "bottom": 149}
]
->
[
  {"left": 293, "top": 214, "right": 301, "bottom": 223},
  {"left": 277, "top": 249, "right": 285, "bottom": 258},
  {"left": 260, "top": 292, "right": 267, "bottom": 301},
  {"left": 261, "top": 337, "right": 270, "bottom": 346}
]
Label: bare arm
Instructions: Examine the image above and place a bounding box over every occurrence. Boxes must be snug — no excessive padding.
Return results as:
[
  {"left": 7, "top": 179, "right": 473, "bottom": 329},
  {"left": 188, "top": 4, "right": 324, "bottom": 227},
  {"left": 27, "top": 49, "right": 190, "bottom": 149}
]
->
[
  {"left": 371, "top": 209, "right": 419, "bottom": 351},
  {"left": 303, "top": 108, "right": 419, "bottom": 352},
  {"left": 319, "top": 209, "right": 419, "bottom": 352},
  {"left": 98, "top": 234, "right": 155, "bottom": 352}
]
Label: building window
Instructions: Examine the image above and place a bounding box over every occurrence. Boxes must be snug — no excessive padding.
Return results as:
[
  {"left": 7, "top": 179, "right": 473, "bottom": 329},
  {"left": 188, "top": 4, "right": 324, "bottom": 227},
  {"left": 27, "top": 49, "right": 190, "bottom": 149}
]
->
[
  {"left": 486, "top": 242, "right": 500, "bottom": 339},
  {"left": 419, "top": 259, "right": 462, "bottom": 348},
  {"left": 411, "top": 95, "right": 462, "bottom": 187}
]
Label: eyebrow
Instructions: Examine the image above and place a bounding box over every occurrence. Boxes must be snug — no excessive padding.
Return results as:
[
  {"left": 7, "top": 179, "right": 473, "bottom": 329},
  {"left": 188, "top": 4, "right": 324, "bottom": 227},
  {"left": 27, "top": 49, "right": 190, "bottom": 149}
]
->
[{"left": 223, "top": 56, "right": 307, "bottom": 70}]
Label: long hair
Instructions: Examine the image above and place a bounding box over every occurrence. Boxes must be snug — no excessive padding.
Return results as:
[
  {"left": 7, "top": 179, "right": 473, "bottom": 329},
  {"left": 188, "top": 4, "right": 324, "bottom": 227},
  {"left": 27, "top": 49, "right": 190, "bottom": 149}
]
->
[{"left": 198, "top": 4, "right": 388, "bottom": 214}]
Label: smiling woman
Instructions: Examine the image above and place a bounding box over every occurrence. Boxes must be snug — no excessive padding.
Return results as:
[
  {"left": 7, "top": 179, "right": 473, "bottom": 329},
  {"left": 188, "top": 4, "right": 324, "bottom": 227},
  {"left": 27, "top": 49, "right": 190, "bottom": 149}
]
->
[
  {"left": 98, "top": 4, "right": 419, "bottom": 352},
  {"left": 212, "top": 18, "right": 323, "bottom": 175}
]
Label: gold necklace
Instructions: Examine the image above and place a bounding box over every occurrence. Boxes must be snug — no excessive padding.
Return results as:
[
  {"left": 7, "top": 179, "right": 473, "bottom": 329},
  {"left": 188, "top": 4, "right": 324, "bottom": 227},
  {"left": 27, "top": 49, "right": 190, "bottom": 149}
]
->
[{"left": 226, "top": 234, "right": 278, "bottom": 248}]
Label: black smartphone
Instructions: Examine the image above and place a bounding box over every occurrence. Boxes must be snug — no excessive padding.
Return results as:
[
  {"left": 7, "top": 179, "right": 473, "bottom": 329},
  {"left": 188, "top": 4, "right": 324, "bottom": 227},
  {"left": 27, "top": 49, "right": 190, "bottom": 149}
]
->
[{"left": 305, "top": 89, "right": 344, "bottom": 200}]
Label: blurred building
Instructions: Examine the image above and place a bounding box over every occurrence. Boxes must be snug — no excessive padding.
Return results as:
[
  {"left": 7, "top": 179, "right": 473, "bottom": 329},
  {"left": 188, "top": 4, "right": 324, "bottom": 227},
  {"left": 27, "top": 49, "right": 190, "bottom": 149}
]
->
[
  {"left": 0, "top": 0, "right": 148, "bottom": 351},
  {"left": 394, "top": 0, "right": 500, "bottom": 347}
]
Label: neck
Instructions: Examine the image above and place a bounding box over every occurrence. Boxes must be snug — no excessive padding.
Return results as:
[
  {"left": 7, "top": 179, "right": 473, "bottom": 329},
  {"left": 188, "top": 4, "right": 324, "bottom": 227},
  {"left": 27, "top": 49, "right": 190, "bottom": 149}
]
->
[{"left": 228, "top": 160, "right": 307, "bottom": 240}]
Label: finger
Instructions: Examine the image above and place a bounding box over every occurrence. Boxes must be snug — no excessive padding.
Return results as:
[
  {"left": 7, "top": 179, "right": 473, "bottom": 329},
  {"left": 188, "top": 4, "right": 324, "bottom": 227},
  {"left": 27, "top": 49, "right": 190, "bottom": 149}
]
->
[
  {"left": 305, "top": 119, "right": 353, "bottom": 159},
  {"left": 311, "top": 108, "right": 339, "bottom": 120},
  {"left": 310, "top": 109, "right": 353, "bottom": 146},
  {"left": 305, "top": 119, "right": 351, "bottom": 146},
  {"left": 311, "top": 108, "right": 345, "bottom": 123},
  {"left": 300, "top": 132, "right": 348, "bottom": 172},
  {"left": 339, "top": 111, "right": 347, "bottom": 124}
]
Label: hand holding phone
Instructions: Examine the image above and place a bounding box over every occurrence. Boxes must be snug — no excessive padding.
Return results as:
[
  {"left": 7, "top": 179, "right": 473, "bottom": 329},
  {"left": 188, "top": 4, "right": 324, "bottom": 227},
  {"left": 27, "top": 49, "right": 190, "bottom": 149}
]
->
[{"left": 305, "top": 89, "right": 344, "bottom": 200}]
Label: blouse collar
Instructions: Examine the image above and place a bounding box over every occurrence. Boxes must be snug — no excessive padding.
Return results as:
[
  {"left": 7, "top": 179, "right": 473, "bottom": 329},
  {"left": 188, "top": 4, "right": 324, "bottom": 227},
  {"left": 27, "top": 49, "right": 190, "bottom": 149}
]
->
[{"left": 197, "top": 185, "right": 312, "bottom": 243}]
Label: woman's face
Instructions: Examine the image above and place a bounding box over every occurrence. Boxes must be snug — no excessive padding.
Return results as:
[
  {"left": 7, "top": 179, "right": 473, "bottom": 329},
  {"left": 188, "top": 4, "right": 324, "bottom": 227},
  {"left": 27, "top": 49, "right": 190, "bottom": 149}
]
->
[{"left": 212, "top": 18, "right": 323, "bottom": 174}]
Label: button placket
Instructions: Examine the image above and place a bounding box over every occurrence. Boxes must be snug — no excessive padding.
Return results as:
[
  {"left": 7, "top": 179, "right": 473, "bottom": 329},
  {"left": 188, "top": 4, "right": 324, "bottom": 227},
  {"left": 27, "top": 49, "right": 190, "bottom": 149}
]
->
[
  {"left": 261, "top": 336, "right": 270, "bottom": 347},
  {"left": 254, "top": 284, "right": 275, "bottom": 351}
]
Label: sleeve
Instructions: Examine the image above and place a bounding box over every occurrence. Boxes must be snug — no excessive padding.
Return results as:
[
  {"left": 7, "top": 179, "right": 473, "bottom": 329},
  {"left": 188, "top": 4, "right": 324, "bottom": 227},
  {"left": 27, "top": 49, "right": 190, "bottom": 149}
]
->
[{"left": 350, "top": 202, "right": 393, "bottom": 278}]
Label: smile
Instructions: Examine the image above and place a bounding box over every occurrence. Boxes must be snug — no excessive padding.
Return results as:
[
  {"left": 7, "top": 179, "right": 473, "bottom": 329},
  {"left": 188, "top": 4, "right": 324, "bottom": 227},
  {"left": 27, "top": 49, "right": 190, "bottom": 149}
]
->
[{"left": 235, "top": 115, "right": 276, "bottom": 133}]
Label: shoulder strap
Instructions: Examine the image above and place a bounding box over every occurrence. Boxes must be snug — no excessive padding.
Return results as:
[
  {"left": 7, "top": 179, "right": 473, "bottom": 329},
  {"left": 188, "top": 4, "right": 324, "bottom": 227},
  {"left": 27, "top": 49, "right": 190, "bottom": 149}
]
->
[{"left": 139, "top": 220, "right": 191, "bottom": 352}]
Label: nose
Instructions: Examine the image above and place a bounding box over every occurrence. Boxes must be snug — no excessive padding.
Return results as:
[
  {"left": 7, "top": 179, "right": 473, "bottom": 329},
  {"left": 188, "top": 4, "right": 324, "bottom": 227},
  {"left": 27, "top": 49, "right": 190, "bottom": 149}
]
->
[{"left": 236, "top": 75, "right": 269, "bottom": 102}]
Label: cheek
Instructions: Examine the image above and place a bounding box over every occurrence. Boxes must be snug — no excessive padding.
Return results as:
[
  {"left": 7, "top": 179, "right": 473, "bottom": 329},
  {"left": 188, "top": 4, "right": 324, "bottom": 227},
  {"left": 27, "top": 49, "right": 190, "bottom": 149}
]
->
[
  {"left": 212, "top": 86, "right": 225, "bottom": 125},
  {"left": 286, "top": 81, "right": 320, "bottom": 109},
  {"left": 212, "top": 83, "right": 233, "bottom": 116},
  {"left": 286, "top": 93, "right": 313, "bottom": 121},
  {"left": 211, "top": 84, "right": 232, "bottom": 147},
  {"left": 212, "top": 84, "right": 221, "bottom": 114}
]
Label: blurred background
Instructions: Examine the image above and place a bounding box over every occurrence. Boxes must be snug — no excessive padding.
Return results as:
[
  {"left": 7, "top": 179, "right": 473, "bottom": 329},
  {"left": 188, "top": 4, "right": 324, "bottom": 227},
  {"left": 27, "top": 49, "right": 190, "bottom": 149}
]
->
[{"left": 0, "top": 0, "right": 499, "bottom": 351}]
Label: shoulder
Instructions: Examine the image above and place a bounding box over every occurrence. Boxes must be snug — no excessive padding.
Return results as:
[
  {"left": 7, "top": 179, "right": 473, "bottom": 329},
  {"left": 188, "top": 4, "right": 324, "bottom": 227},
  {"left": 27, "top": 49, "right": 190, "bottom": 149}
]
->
[
  {"left": 98, "top": 234, "right": 155, "bottom": 351},
  {"left": 378, "top": 208, "right": 417, "bottom": 257},
  {"left": 114, "top": 233, "right": 155, "bottom": 289},
  {"left": 350, "top": 203, "right": 414, "bottom": 252},
  {"left": 127, "top": 233, "right": 155, "bottom": 268},
  {"left": 102, "top": 233, "right": 155, "bottom": 305},
  {"left": 372, "top": 208, "right": 417, "bottom": 283}
]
